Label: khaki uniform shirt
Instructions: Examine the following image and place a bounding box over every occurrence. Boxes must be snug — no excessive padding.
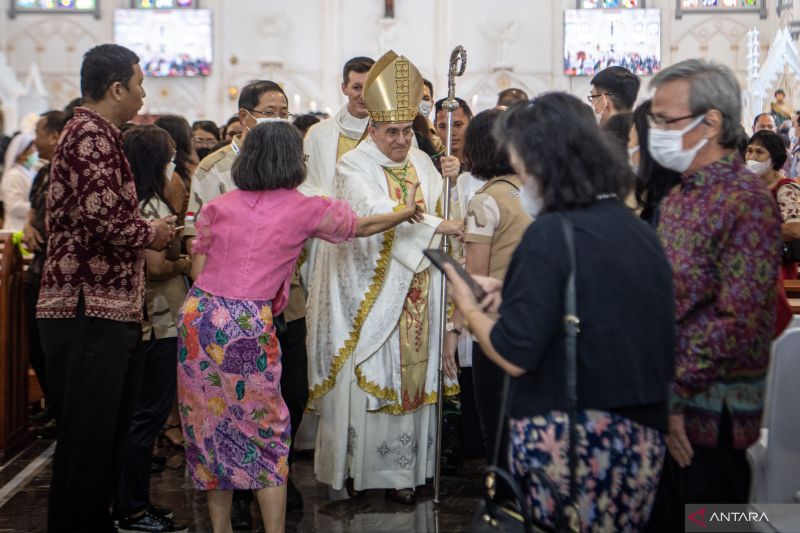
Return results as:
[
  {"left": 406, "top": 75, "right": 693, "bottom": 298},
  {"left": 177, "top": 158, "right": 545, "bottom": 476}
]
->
[{"left": 464, "top": 175, "right": 532, "bottom": 281}]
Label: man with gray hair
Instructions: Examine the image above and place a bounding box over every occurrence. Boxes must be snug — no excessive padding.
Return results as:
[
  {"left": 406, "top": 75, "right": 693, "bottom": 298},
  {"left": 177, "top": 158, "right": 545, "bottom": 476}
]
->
[{"left": 646, "top": 58, "right": 781, "bottom": 529}]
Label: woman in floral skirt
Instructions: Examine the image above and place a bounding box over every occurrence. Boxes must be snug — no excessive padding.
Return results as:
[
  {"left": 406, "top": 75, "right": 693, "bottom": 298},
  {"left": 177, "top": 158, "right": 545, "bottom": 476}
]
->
[{"left": 178, "top": 121, "right": 423, "bottom": 533}]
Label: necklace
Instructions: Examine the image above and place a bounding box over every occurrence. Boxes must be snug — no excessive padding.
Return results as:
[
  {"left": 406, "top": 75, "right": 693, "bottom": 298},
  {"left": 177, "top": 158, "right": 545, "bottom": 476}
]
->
[
  {"left": 383, "top": 161, "right": 411, "bottom": 200},
  {"left": 596, "top": 193, "right": 618, "bottom": 201}
]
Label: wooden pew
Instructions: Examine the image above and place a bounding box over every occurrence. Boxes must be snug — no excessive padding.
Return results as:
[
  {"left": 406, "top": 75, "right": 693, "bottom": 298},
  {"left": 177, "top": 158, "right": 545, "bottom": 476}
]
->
[
  {"left": 0, "top": 232, "right": 32, "bottom": 464},
  {"left": 783, "top": 279, "right": 800, "bottom": 298}
]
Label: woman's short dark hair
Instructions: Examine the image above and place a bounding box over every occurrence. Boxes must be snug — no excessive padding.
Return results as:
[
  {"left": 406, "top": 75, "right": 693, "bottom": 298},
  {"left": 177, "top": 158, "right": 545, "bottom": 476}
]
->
[
  {"left": 293, "top": 114, "right": 321, "bottom": 136},
  {"left": 155, "top": 115, "right": 196, "bottom": 185},
  {"left": 494, "top": 92, "right": 632, "bottom": 213},
  {"left": 748, "top": 130, "right": 788, "bottom": 170},
  {"left": 464, "top": 109, "right": 513, "bottom": 181},
  {"left": 632, "top": 99, "right": 681, "bottom": 223},
  {"left": 231, "top": 122, "right": 305, "bottom": 191},
  {"left": 123, "top": 125, "right": 175, "bottom": 209},
  {"left": 192, "top": 120, "right": 220, "bottom": 141},
  {"left": 80, "top": 44, "right": 139, "bottom": 103}
]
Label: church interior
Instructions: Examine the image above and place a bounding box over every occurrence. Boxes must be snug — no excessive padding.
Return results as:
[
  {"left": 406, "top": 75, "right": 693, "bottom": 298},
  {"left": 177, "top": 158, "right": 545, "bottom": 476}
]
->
[{"left": 2, "top": 0, "right": 800, "bottom": 532}]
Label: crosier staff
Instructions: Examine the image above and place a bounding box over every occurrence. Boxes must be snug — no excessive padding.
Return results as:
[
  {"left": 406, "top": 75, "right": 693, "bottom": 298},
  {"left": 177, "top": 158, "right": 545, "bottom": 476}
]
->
[{"left": 434, "top": 44, "right": 466, "bottom": 506}]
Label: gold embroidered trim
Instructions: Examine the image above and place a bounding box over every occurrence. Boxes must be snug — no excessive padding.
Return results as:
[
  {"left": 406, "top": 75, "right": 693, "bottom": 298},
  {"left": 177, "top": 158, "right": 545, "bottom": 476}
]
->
[
  {"left": 370, "top": 383, "right": 461, "bottom": 415},
  {"left": 306, "top": 228, "right": 397, "bottom": 409},
  {"left": 355, "top": 364, "right": 461, "bottom": 414}
]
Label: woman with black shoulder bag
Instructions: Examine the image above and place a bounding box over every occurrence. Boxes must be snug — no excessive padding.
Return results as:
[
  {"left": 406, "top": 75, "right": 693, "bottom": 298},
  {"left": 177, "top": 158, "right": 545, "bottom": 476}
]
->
[{"left": 445, "top": 93, "right": 675, "bottom": 532}]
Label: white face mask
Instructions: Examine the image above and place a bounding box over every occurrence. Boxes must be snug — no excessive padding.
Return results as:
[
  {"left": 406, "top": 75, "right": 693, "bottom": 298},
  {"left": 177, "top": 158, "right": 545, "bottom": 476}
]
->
[
  {"left": 593, "top": 95, "right": 607, "bottom": 124},
  {"left": 165, "top": 161, "right": 176, "bottom": 180},
  {"left": 519, "top": 182, "right": 543, "bottom": 218},
  {"left": 647, "top": 115, "right": 708, "bottom": 173},
  {"left": 418, "top": 100, "right": 433, "bottom": 117},
  {"left": 255, "top": 117, "right": 289, "bottom": 125},
  {"left": 746, "top": 158, "right": 772, "bottom": 177},
  {"left": 628, "top": 145, "right": 640, "bottom": 173}
]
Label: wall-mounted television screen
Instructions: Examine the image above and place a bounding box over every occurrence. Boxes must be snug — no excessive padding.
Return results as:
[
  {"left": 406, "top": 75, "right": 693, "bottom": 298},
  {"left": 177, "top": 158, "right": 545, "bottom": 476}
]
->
[
  {"left": 113, "top": 9, "right": 212, "bottom": 77},
  {"left": 564, "top": 9, "right": 661, "bottom": 77}
]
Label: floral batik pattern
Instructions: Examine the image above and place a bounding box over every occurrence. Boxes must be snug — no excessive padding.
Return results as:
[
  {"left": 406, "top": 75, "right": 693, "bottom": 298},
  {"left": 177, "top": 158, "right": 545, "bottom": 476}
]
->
[
  {"left": 177, "top": 286, "right": 290, "bottom": 490},
  {"left": 509, "top": 410, "right": 665, "bottom": 533}
]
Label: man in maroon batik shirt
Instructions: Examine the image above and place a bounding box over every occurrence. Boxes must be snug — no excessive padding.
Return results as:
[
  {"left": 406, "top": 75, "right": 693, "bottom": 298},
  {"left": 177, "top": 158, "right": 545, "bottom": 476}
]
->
[{"left": 36, "top": 44, "right": 174, "bottom": 533}]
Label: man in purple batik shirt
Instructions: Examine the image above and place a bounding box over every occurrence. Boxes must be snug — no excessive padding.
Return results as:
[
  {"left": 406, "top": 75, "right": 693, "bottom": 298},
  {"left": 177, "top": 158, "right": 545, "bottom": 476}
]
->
[{"left": 643, "top": 59, "right": 781, "bottom": 532}]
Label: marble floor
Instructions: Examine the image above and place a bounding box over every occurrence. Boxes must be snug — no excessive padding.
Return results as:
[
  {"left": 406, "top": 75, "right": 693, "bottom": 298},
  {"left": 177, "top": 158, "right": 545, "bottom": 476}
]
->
[{"left": 0, "top": 436, "right": 484, "bottom": 533}]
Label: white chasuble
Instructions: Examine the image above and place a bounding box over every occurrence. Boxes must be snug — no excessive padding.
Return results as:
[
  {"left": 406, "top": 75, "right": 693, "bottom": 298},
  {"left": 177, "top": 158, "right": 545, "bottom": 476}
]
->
[{"left": 306, "top": 138, "right": 459, "bottom": 490}]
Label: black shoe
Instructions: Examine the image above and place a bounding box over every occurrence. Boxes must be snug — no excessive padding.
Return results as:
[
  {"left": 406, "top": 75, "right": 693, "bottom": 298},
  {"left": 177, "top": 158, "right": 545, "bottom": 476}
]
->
[
  {"left": 147, "top": 504, "right": 174, "bottom": 520},
  {"left": 231, "top": 496, "right": 252, "bottom": 531},
  {"left": 286, "top": 477, "right": 303, "bottom": 512},
  {"left": 36, "top": 419, "right": 58, "bottom": 440},
  {"left": 30, "top": 405, "right": 53, "bottom": 422},
  {"left": 117, "top": 509, "right": 187, "bottom": 533},
  {"left": 150, "top": 456, "right": 166, "bottom": 475}
]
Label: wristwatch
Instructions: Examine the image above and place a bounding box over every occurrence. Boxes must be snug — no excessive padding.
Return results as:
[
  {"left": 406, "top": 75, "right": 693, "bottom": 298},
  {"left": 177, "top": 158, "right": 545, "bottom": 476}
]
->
[{"left": 446, "top": 321, "right": 462, "bottom": 336}]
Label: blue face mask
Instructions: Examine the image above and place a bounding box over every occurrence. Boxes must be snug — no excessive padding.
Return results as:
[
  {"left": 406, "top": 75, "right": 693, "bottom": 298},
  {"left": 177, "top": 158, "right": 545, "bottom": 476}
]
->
[{"left": 24, "top": 152, "right": 39, "bottom": 170}]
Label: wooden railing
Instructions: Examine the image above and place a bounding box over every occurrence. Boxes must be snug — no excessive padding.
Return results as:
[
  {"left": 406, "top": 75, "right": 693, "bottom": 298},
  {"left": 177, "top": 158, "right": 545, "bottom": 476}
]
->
[{"left": 0, "top": 232, "right": 32, "bottom": 464}]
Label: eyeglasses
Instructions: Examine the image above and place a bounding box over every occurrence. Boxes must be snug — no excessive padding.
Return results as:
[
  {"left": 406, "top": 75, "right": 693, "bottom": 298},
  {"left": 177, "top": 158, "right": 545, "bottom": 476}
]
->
[
  {"left": 193, "top": 137, "right": 217, "bottom": 146},
  {"left": 646, "top": 112, "right": 700, "bottom": 128},
  {"left": 250, "top": 109, "right": 293, "bottom": 120},
  {"left": 586, "top": 92, "right": 611, "bottom": 103}
]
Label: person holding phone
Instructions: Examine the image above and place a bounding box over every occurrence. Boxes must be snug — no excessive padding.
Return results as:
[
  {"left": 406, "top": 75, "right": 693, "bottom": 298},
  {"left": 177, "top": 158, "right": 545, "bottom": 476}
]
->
[
  {"left": 115, "top": 125, "right": 191, "bottom": 533},
  {"left": 444, "top": 93, "right": 675, "bottom": 531},
  {"left": 36, "top": 45, "right": 177, "bottom": 532}
]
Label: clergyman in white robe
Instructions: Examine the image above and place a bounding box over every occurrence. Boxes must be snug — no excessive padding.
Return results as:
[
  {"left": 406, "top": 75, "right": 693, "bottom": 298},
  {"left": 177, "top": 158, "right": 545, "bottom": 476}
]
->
[{"left": 306, "top": 137, "right": 458, "bottom": 491}]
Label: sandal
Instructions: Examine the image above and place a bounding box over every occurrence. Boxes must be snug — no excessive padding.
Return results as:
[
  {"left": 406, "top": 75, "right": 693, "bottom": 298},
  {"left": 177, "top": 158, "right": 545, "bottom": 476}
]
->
[
  {"left": 385, "top": 488, "right": 416, "bottom": 505},
  {"left": 345, "top": 477, "right": 365, "bottom": 499},
  {"left": 158, "top": 424, "right": 185, "bottom": 450}
]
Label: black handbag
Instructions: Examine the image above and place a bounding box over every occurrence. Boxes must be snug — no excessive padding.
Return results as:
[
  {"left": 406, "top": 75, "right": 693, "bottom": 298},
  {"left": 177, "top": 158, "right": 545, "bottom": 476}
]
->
[
  {"left": 783, "top": 240, "right": 800, "bottom": 262},
  {"left": 470, "top": 215, "right": 580, "bottom": 533}
]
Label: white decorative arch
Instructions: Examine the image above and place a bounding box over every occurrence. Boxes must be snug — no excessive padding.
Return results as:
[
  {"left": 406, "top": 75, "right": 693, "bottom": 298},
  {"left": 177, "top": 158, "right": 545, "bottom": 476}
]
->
[
  {"left": 744, "top": 27, "right": 800, "bottom": 127},
  {"left": 0, "top": 53, "right": 25, "bottom": 135},
  {"left": 460, "top": 69, "right": 546, "bottom": 114}
]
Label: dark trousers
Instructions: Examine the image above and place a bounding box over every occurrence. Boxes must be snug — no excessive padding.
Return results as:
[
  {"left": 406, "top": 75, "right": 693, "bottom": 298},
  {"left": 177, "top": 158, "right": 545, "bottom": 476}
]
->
[
  {"left": 39, "top": 298, "right": 145, "bottom": 533},
  {"left": 645, "top": 408, "right": 751, "bottom": 533},
  {"left": 24, "top": 272, "right": 47, "bottom": 399},
  {"left": 233, "top": 316, "right": 308, "bottom": 507},
  {"left": 459, "top": 367, "right": 485, "bottom": 458},
  {"left": 116, "top": 337, "right": 178, "bottom": 517},
  {"left": 279, "top": 317, "right": 309, "bottom": 465},
  {"left": 472, "top": 341, "right": 509, "bottom": 465}
]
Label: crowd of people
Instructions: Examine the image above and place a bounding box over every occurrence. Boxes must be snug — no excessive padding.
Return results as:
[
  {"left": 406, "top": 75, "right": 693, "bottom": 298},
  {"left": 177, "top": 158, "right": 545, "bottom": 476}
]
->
[{"left": 0, "top": 42, "right": 791, "bottom": 533}]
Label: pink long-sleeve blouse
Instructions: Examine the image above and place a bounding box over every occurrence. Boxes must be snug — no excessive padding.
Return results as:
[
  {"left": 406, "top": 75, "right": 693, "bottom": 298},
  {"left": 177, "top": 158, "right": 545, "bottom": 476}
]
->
[{"left": 192, "top": 187, "right": 357, "bottom": 313}]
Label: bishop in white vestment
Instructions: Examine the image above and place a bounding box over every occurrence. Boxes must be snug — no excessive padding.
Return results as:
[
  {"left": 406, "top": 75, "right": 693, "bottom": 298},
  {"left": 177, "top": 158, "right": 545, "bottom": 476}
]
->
[{"left": 306, "top": 51, "right": 462, "bottom": 501}]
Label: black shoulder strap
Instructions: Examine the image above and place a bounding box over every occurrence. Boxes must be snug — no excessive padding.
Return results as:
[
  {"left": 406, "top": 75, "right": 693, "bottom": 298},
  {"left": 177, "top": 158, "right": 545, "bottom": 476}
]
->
[{"left": 559, "top": 214, "right": 581, "bottom": 533}]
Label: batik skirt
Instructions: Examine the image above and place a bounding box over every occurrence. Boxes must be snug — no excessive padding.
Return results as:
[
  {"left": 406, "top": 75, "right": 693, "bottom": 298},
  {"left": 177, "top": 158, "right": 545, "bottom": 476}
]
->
[
  {"left": 177, "top": 286, "right": 290, "bottom": 490},
  {"left": 509, "top": 409, "right": 665, "bottom": 532}
]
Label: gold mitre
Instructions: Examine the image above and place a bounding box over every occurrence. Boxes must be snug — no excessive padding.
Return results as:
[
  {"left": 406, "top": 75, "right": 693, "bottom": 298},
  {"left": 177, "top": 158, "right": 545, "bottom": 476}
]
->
[{"left": 364, "top": 50, "right": 423, "bottom": 123}]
